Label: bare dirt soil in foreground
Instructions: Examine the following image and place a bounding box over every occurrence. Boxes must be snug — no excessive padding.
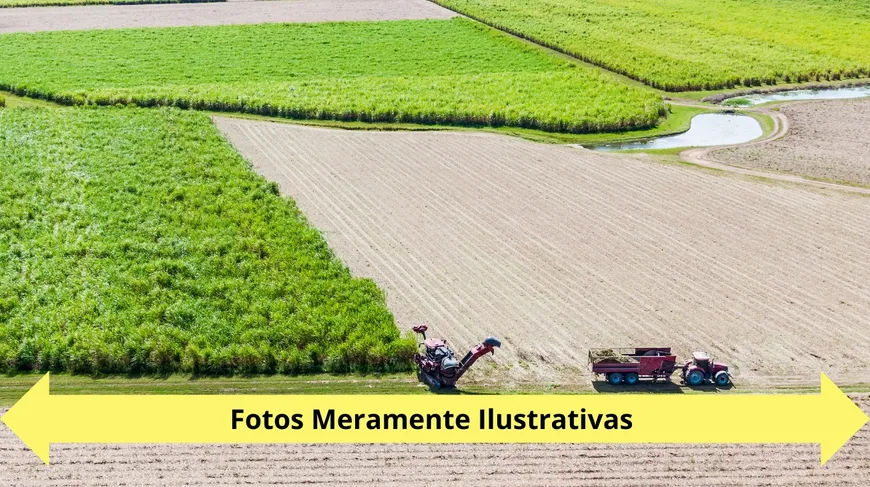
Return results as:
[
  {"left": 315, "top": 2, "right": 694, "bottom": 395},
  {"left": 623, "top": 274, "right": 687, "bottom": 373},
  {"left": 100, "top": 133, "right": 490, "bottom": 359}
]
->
[
  {"left": 0, "top": 0, "right": 456, "bottom": 34},
  {"left": 1, "top": 399, "right": 868, "bottom": 485},
  {"left": 714, "top": 99, "right": 870, "bottom": 186},
  {"left": 215, "top": 118, "right": 870, "bottom": 389}
]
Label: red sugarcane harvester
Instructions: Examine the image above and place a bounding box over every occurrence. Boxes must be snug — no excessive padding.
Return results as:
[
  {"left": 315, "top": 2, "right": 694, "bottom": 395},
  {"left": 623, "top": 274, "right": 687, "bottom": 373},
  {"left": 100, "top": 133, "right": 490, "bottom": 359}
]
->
[
  {"left": 412, "top": 325, "right": 501, "bottom": 389},
  {"left": 589, "top": 347, "right": 732, "bottom": 387}
]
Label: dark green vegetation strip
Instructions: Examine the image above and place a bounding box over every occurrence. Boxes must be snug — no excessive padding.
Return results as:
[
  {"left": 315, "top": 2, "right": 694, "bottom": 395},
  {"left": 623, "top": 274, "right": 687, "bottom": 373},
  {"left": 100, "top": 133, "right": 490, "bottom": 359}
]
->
[
  {"left": 0, "top": 107, "right": 415, "bottom": 375},
  {"left": 0, "top": 0, "right": 221, "bottom": 7},
  {"left": 206, "top": 103, "right": 709, "bottom": 146},
  {"left": 433, "top": 0, "right": 870, "bottom": 91},
  {"left": 0, "top": 18, "right": 665, "bottom": 133}
]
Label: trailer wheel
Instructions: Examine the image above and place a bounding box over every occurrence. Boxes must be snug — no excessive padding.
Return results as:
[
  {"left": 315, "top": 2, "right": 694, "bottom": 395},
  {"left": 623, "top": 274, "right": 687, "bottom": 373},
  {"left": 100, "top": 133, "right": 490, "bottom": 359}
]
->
[
  {"left": 608, "top": 372, "right": 624, "bottom": 385},
  {"left": 715, "top": 371, "right": 731, "bottom": 386},
  {"left": 686, "top": 369, "right": 704, "bottom": 386},
  {"left": 625, "top": 372, "right": 639, "bottom": 385}
]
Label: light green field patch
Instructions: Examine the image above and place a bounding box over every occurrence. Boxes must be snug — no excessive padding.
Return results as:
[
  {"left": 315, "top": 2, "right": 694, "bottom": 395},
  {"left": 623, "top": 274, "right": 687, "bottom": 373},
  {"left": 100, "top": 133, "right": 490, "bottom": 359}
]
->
[
  {"left": 0, "top": 18, "right": 664, "bottom": 133},
  {"left": 434, "top": 0, "right": 870, "bottom": 91}
]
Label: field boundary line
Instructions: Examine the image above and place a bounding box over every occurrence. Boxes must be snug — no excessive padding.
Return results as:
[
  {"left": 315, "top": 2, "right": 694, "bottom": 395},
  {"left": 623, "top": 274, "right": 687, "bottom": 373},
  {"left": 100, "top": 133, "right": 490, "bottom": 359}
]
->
[{"left": 425, "top": 0, "right": 669, "bottom": 92}]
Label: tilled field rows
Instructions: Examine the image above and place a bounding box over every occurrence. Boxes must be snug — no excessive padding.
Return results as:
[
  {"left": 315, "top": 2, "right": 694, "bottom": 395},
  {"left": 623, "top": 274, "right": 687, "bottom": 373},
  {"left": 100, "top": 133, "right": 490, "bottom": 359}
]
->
[
  {"left": 216, "top": 119, "right": 870, "bottom": 388},
  {"left": 0, "top": 0, "right": 457, "bottom": 33},
  {"left": 1, "top": 399, "right": 868, "bottom": 485}
]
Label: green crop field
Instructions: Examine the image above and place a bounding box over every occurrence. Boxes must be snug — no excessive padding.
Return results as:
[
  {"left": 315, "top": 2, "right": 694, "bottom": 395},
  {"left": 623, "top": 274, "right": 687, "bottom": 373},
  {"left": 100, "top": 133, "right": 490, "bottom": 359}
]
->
[
  {"left": 433, "top": 0, "right": 870, "bottom": 91},
  {"left": 0, "top": 18, "right": 665, "bottom": 133},
  {"left": 0, "top": 0, "right": 219, "bottom": 7},
  {"left": 0, "top": 106, "right": 415, "bottom": 375}
]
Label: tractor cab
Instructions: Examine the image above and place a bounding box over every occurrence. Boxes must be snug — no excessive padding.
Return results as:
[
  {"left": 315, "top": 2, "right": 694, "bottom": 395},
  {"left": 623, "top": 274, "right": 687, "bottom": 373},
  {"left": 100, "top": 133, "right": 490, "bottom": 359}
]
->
[{"left": 692, "top": 351, "right": 711, "bottom": 372}]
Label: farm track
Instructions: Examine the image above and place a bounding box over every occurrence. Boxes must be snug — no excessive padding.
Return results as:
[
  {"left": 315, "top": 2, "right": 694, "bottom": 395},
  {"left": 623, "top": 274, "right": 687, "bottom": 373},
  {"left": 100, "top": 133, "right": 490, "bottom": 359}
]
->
[
  {"left": 680, "top": 102, "right": 870, "bottom": 195},
  {"left": 215, "top": 117, "right": 870, "bottom": 389},
  {"left": 710, "top": 99, "right": 870, "bottom": 188},
  {"left": 1, "top": 399, "right": 868, "bottom": 484},
  {"left": 0, "top": 0, "right": 456, "bottom": 33}
]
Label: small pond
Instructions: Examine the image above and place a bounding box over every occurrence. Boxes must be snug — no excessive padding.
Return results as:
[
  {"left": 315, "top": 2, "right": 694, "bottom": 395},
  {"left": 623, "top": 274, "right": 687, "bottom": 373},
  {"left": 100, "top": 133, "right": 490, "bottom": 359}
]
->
[
  {"left": 722, "top": 85, "right": 870, "bottom": 106},
  {"left": 588, "top": 113, "right": 763, "bottom": 152}
]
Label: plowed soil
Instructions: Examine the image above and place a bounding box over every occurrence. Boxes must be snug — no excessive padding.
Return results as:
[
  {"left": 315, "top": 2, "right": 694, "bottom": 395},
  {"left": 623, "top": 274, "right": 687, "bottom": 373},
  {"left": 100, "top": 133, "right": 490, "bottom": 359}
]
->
[
  {"left": 215, "top": 118, "right": 870, "bottom": 389},
  {"left": 0, "top": 0, "right": 457, "bottom": 33},
  {"left": 1, "top": 398, "right": 868, "bottom": 485},
  {"left": 714, "top": 99, "right": 870, "bottom": 186}
]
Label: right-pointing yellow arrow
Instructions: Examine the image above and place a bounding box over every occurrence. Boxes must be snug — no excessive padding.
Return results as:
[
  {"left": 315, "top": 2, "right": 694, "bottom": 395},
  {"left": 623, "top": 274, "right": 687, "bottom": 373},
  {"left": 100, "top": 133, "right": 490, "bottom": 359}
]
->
[
  {"left": 818, "top": 373, "right": 869, "bottom": 465},
  {"left": 2, "top": 372, "right": 866, "bottom": 466}
]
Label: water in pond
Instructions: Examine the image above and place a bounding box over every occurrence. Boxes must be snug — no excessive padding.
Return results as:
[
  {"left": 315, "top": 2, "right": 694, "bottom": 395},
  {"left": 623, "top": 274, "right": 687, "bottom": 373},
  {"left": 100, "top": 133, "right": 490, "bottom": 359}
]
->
[
  {"left": 722, "top": 85, "right": 870, "bottom": 106},
  {"left": 589, "top": 113, "right": 762, "bottom": 152}
]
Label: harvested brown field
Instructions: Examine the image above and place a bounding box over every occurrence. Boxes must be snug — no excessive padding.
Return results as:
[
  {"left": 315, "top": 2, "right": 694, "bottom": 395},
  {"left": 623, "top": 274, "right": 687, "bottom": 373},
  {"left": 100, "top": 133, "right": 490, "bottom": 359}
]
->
[
  {"left": 714, "top": 99, "right": 870, "bottom": 186},
  {"left": 215, "top": 118, "right": 870, "bottom": 389},
  {"left": 1, "top": 398, "right": 869, "bottom": 485},
  {"left": 0, "top": 0, "right": 456, "bottom": 33}
]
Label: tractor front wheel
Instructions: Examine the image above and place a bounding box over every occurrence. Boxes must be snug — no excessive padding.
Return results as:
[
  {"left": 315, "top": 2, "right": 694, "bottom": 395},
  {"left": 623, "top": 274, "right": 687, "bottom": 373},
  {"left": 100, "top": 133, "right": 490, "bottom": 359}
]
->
[
  {"left": 625, "top": 372, "right": 639, "bottom": 385},
  {"left": 686, "top": 369, "right": 705, "bottom": 386},
  {"left": 608, "top": 372, "right": 624, "bottom": 385},
  {"left": 715, "top": 371, "right": 731, "bottom": 386}
]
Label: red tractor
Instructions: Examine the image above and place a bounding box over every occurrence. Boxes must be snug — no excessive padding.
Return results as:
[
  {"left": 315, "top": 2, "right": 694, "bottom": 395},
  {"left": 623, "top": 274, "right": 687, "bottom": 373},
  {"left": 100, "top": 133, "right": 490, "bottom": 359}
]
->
[
  {"left": 680, "top": 351, "right": 732, "bottom": 387},
  {"left": 412, "top": 325, "right": 500, "bottom": 389}
]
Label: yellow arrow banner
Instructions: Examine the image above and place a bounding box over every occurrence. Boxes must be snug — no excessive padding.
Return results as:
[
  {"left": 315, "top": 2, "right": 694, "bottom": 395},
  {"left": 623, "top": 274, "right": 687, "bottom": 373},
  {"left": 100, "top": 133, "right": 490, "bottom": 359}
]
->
[{"left": 2, "top": 373, "right": 866, "bottom": 466}]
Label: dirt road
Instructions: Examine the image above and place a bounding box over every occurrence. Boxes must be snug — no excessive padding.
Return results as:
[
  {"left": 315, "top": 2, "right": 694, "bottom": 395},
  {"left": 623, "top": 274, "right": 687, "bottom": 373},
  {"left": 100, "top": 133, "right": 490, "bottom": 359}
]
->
[
  {"left": 712, "top": 99, "right": 870, "bottom": 187},
  {"left": 216, "top": 117, "right": 870, "bottom": 389},
  {"left": 1, "top": 398, "right": 868, "bottom": 485},
  {"left": 0, "top": 0, "right": 456, "bottom": 33}
]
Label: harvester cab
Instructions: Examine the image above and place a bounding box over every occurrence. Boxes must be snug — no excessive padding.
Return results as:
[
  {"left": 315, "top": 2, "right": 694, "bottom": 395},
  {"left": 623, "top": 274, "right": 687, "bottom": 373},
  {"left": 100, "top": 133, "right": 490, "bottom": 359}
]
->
[{"left": 412, "top": 324, "right": 500, "bottom": 389}]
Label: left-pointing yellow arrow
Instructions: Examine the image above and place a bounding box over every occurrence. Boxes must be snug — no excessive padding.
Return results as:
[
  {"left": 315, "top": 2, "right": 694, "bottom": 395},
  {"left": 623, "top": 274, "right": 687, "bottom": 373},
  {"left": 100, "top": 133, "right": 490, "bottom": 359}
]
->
[
  {"left": 2, "top": 373, "right": 866, "bottom": 466},
  {"left": 1, "top": 373, "right": 52, "bottom": 464}
]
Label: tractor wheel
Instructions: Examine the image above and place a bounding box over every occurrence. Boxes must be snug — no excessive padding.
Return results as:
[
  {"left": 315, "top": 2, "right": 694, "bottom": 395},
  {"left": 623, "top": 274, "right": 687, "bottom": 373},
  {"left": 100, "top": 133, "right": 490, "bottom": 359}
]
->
[
  {"left": 686, "top": 369, "right": 705, "bottom": 386},
  {"left": 715, "top": 371, "right": 731, "bottom": 386},
  {"left": 608, "top": 372, "right": 624, "bottom": 385},
  {"left": 625, "top": 372, "right": 639, "bottom": 385}
]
